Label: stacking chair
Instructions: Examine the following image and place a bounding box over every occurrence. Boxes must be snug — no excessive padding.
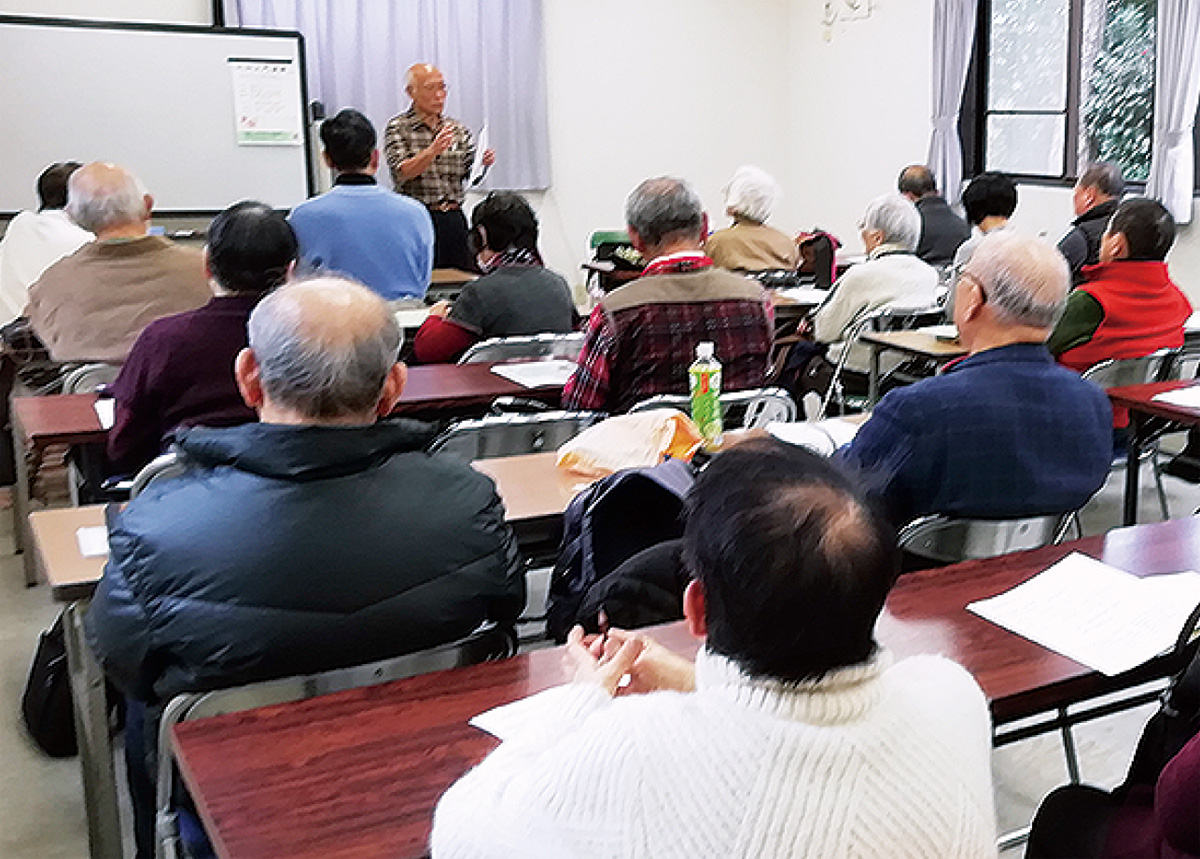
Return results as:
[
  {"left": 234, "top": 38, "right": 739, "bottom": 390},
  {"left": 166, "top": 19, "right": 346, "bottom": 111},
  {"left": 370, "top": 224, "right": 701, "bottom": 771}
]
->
[
  {"left": 154, "top": 621, "right": 517, "bottom": 859},
  {"left": 628, "top": 387, "right": 798, "bottom": 428},
  {"left": 818, "top": 304, "right": 945, "bottom": 418},
  {"left": 429, "top": 410, "right": 604, "bottom": 461},
  {"left": 1081, "top": 348, "right": 1180, "bottom": 520},
  {"left": 897, "top": 513, "right": 1075, "bottom": 568},
  {"left": 62, "top": 362, "right": 122, "bottom": 504},
  {"left": 60, "top": 362, "right": 120, "bottom": 394},
  {"left": 458, "top": 332, "right": 586, "bottom": 365}
]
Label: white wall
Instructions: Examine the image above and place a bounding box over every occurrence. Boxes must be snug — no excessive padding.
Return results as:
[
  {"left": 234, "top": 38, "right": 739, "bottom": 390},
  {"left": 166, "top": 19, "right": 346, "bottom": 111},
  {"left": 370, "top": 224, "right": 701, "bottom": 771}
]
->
[{"left": 0, "top": 0, "right": 210, "bottom": 24}]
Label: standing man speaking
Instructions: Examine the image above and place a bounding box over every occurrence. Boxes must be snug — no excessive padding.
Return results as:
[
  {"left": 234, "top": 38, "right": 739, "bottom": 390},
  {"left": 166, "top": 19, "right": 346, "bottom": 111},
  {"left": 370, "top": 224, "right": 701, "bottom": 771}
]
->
[{"left": 385, "top": 63, "right": 496, "bottom": 272}]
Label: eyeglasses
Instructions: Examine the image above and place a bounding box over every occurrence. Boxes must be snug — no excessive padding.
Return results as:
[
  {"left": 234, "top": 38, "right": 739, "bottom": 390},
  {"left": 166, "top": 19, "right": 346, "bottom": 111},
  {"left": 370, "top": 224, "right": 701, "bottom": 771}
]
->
[{"left": 419, "top": 81, "right": 448, "bottom": 93}]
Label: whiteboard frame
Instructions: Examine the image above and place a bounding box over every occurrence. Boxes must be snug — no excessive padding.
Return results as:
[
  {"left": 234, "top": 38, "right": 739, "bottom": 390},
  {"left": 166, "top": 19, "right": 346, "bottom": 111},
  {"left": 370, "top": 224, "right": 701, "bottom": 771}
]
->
[{"left": 0, "top": 14, "right": 315, "bottom": 217}]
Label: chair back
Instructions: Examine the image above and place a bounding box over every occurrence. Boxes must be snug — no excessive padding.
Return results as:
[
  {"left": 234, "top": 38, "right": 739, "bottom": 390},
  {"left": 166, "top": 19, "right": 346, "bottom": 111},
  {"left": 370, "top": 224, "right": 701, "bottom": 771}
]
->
[
  {"left": 628, "top": 387, "right": 798, "bottom": 428},
  {"left": 155, "top": 622, "right": 516, "bottom": 859},
  {"left": 429, "top": 410, "right": 603, "bottom": 460},
  {"left": 60, "top": 362, "right": 120, "bottom": 394},
  {"left": 129, "top": 452, "right": 186, "bottom": 499},
  {"left": 458, "top": 332, "right": 585, "bottom": 365},
  {"left": 1080, "top": 348, "right": 1180, "bottom": 389},
  {"left": 818, "top": 303, "right": 944, "bottom": 418},
  {"left": 897, "top": 513, "right": 1071, "bottom": 566}
]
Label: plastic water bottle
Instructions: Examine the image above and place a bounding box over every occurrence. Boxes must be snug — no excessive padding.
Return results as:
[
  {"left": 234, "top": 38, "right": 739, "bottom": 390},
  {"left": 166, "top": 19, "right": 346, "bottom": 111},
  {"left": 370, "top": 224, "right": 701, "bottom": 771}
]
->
[{"left": 689, "top": 341, "right": 723, "bottom": 449}]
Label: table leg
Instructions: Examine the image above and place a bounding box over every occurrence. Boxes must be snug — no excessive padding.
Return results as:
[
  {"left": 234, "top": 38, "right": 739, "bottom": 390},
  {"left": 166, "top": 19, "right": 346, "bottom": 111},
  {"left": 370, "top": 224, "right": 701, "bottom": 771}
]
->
[
  {"left": 1123, "top": 413, "right": 1144, "bottom": 527},
  {"left": 868, "top": 344, "right": 881, "bottom": 406},
  {"left": 63, "top": 601, "right": 123, "bottom": 859},
  {"left": 12, "top": 416, "right": 36, "bottom": 584}
]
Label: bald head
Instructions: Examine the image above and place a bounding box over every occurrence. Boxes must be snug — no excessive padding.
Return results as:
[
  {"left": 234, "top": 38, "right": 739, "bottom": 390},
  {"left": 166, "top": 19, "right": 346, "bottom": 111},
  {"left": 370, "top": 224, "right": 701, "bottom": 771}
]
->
[
  {"left": 244, "top": 277, "right": 403, "bottom": 422},
  {"left": 66, "top": 162, "right": 151, "bottom": 236},
  {"left": 406, "top": 63, "right": 447, "bottom": 117},
  {"left": 957, "top": 232, "right": 1068, "bottom": 342},
  {"left": 898, "top": 164, "right": 938, "bottom": 200}
]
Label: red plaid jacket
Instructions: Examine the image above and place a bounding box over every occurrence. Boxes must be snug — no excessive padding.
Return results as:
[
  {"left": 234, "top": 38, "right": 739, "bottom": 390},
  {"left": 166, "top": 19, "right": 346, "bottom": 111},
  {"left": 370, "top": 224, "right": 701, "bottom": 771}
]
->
[{"left": 562, "top": 269, "right": 773, "bottom": 413}]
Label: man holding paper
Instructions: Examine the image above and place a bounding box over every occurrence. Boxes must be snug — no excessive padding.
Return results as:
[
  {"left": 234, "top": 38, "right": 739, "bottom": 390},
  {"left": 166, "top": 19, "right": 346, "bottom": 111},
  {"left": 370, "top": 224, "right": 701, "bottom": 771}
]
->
[{"left": 385, "top": 63, "right": 496, "bottom": 272}]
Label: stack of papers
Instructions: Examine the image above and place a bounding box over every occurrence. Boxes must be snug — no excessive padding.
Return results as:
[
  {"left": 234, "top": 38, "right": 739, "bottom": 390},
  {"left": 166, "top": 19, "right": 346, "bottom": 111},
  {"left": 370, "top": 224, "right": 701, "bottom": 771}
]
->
[
  {"left": 1152, "top": 385, "right": 1200, "bottom": 410},
  {"left": 491, "top": 359, "right": 577, "bottom": 389},
  {"left": 967, "top": 553, "right": 1200, "bottom": 676},
  {"left": 766, "top": 417, "right": 863, "bottom": 456}
]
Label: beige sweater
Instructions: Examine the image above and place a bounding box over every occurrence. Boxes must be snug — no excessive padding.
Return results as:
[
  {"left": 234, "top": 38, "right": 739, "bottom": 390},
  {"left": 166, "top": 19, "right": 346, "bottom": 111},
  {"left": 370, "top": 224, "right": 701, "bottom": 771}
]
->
[{"left": 28, "top": 236, "right": 210, "bottom": 363}]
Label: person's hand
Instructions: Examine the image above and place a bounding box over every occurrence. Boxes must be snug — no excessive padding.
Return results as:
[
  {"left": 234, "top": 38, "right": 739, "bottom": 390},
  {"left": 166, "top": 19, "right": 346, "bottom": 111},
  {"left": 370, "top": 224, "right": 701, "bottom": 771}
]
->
[
  {"left": 591, "top": 628, "right": 696, "bottom": 695},
  {"left": 427, "top": 300, "right": 452, "bottom": 319},
  {"left": 564, "top": 625, "right": 645, "bottom": 696},
  {"left": 430, "top": 125, "right": 457, "bottom": 155},
  {"left": 798, "top": 317, "right": 814, "bottom": 337},
  {"left": 482, "top": 148, "right": 496, "bottom": 167}
]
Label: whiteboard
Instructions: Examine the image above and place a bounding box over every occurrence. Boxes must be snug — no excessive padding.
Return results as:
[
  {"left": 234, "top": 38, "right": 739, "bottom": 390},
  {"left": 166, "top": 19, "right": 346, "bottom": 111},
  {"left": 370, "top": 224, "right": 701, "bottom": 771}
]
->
[{"left": 0, "top": 17, "right": 313, "bottom": 214}]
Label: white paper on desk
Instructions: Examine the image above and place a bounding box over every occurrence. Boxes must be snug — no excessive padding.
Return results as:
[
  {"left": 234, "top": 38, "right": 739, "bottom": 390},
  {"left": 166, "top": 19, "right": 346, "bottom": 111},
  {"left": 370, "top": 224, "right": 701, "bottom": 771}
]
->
[
  {"left": 94, "top": 398, "right": 115, "bottom": 430},
  {"left": 1186, "top": 311, "right": 1200, "bottom": 333},
  {"left": 920, "top": 324, "right": 959, "bottom": 341},
  {"left": 776, "top": 287, "right": 829, "bottom": 306},
  {"left": 393, "top": 307, "right": 430, "bottom": 330},
  {"left": 491, "top": 359, "right": 576, "bottom": 389},
  {"left": 1152, "top": 386, "right": 1200, "bottom": 410},
  {"left": 75, "top": 526, "right": 109, "bottom": 558},
  {"left": 767, "top": 417, "right": 862, "bottom": 456},
  {"left": 469, "top": 124, "right": 490, "bottom": 186},
  {"left": 967, "top": 553, "right": 1200, "bottom": 676}
]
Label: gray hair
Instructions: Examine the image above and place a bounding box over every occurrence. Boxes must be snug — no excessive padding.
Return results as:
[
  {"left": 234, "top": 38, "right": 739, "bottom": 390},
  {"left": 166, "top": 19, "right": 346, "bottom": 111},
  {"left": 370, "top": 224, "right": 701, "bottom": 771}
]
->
[
  {"left": 723, "top": 165, "right": 781, "bottom": 224},
  {"left": 247, "top": 277, "right": 402, "bottom": 419},
  {"left": 66, "top": 163, "right": 148, "bottom": 234},
  {"left": 625, "top": 176, "right": 705, "bottom": 247},
  {"left": 861, "top": 193, "right": 922, "bottom": 251},
  {"left": 962, "top": 231, "right": 1069, "bottom": 329},
  {"left": 1078, "top": 162, "right": 1125, "bottom": 199}
]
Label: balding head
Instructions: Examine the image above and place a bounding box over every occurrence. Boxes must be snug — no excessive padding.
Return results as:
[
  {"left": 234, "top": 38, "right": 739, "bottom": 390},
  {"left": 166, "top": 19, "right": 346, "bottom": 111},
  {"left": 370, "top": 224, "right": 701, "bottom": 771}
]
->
[
  {"left": 955, "top": 232, "right": 1068, "bottom": 349},
  {"left": 239, "top": 277, "right": 404, "bottom": 423},
  {"left": 898, "top": 164, "right": 937, "bottom": 200},
  {"left": 625, "top": 176, "right": 706, "bottom": 255},
  {"left": 66, "top": 162, "right": 151, "bottom": 237},
  {"left": 406, "top": 63, "right": 447, "bottom": 117}
]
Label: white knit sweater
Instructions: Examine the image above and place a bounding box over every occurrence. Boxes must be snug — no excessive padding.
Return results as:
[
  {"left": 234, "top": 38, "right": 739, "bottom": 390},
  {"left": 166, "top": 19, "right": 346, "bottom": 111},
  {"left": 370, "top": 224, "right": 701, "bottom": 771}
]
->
[{"left": 431, "top": 649, "right": 997, "bottom": 859}]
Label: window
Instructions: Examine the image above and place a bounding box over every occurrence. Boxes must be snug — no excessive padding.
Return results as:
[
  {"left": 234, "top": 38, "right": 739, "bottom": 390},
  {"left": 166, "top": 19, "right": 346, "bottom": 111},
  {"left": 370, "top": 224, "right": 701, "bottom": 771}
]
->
[{"left": 969, "top": 0, "right": 1176, "bottom": 186}]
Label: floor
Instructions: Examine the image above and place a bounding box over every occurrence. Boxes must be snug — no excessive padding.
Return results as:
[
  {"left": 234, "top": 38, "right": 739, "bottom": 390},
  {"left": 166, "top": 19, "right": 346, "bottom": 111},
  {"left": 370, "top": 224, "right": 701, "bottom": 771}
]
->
[{"left": 0, "top": 453, "right": 1197, "bottom": 858}]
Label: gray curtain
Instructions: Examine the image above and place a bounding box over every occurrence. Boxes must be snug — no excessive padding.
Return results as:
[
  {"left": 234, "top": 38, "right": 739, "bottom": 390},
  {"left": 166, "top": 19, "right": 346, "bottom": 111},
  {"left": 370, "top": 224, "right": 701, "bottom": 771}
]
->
[
  {"left": 224, "top": 0, "right": 551, "bottom": 191},
  {"left": 926, "top": 0, "right": 976, "bottom": 206},
  {"left": 1145, "top": 0, "right": 1200, "bottom": 223}
]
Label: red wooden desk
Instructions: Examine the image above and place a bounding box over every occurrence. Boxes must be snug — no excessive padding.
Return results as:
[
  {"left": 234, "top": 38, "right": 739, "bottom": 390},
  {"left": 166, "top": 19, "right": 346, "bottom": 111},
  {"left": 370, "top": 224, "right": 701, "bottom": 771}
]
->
[
  {"left": 1107, "top": 380, "right": 1200, "bottom": 526},
  {"left": 392, "top": 361, "right": 563, "bottom": 417},
  {"left": 172, "top": 516, "right": 1200, "bottom": 859}
]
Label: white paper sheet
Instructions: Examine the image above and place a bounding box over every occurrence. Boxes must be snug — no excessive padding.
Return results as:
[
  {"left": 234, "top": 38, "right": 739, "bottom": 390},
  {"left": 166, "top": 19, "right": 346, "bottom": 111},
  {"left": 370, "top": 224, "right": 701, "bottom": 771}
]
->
[
  {"left": 919, "top": 324, "right": 959, "bottom": 341},
  {"left": 393, "top": 307, "right": 430, "bottom": 330},
  {"left": 94, "top": 398, "right": 115, "bottom": 430},
  {"left": 766, "top": 417, "right": 863, "bottom": 456},
  {"left": 776, "top": 287, "right": 830, "bottom": 306},
  {"left": 75, "top": 526, "right": 109, "bottom": 558},
  {"left": 1152, "top": 385, "right": 1200, "bottom": 410},
  {"left": 469, "top": 123, "right": 490, "bottom": 186},
  {"left": 1185, "top": 310, "right": 1200, "bottom": 333},
  {"left": 491, "top": 359, "right": 576, "bottom": 389},
  {"left": 967, "top": 553, "right": 1200, "bottom": 676}
]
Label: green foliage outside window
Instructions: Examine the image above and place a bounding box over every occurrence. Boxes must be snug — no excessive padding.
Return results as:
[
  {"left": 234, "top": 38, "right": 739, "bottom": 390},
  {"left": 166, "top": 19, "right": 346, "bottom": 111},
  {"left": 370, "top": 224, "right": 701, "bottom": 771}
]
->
[{"left": 1082, "top": 0, "right": 1155, "bottom": 181}]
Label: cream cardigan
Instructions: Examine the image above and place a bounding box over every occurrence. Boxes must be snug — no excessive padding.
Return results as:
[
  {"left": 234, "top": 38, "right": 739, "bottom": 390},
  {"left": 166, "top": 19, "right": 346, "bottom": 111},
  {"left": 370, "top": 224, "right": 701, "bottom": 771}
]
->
[{"left": 432, "top": 648, "right": 997, "bottom": 859}]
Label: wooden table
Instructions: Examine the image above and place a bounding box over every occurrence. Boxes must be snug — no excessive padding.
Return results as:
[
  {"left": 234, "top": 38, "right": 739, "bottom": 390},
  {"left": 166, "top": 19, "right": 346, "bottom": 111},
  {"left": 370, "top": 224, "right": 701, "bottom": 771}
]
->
[
  {"left": 472, "top": 452, "right": 593, "bottom": 557},
  {"left": 392, "top": 362, "right": 564, "bottom": 418},
  {"left": 170, "top": 516, "right": 1200, "bottom": 859},
  {"left": 859, "top": 329, "right": 967, "bottom": 404},
  {"left": 1107, "top": 380, "right": 1200, "bottom": 526}
]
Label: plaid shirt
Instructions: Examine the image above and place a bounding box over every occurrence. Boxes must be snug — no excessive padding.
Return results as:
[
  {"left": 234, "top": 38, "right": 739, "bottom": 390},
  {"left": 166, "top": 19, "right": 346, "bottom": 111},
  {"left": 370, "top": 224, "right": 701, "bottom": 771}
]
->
[
  {"left": 384, "top": 108, "right": 475, "bottom": 206},
  {"left": 562, "top": 267, "right": 773, "bottom": 413}
]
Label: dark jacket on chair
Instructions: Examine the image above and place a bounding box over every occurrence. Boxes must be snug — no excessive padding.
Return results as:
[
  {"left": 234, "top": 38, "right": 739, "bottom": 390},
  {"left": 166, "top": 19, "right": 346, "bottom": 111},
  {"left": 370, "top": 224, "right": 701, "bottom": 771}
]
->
[{"left": 86, "top": 419, "right": 525, "bottom": 702}]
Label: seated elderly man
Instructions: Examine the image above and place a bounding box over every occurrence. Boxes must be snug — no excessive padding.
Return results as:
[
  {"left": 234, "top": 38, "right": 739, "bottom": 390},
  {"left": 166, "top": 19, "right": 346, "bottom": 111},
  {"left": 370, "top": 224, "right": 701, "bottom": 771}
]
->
[
  {"left": 27, "top": 162, "right": 210, "bottom": 362},
  {"left": 809, "top": 193, "right": 939, "bottom": 383},
  {"left": 0, "top": 161, "right": 92, "bottom": 324},
  {"left": 106, "top": 201, "right": 298, "bottom": 475},
  {"left": 704, "top": 165, "right": 799, "bottom": 272},
  {"left": 88, "top": 277, "right": 525, "bottom": 858},
  {"left": 562, "top": 177, "right": 773, "bottom": 413},
  {"left": 1059, "top": 162, "right": 1124, "bottom": 286},
  {"left": 838, "top": 231, "right": 1112, "bottom": 527},
  {"left": 432, "top": 439, "right": 997, "bottom": 858},
  {"left": 898, "top": 164, "right": 971, "bottom": 267}
]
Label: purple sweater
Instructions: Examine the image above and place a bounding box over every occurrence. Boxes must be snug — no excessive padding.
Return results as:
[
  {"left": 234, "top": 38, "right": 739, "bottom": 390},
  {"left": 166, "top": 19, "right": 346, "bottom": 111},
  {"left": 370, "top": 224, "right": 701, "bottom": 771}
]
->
[{"left": 106, "top": 295, "right": 259, "bottom": 474}]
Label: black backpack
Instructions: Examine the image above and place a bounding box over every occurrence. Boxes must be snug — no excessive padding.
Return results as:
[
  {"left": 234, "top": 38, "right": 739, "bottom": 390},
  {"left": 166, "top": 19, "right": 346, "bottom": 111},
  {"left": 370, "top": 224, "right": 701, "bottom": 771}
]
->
[{"left": 545, "top": 458, "right": 695, "bottom": 643}]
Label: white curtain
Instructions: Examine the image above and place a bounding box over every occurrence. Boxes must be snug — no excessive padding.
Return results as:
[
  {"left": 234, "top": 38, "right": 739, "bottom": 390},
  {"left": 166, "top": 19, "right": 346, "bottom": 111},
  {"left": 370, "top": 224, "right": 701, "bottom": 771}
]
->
[
  {"left": 224, "top": 0, "right": 550, "bottom": 191},
  {"left": 926, "top": 0, "right": 976, "bottom": 206},
  {"left": 1145, "top": 0, "right": 1200, "bottom": 224}
]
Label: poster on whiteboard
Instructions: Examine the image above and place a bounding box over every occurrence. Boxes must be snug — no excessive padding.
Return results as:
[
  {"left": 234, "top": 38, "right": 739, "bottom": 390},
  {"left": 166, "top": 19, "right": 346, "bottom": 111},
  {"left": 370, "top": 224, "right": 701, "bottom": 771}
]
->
[{"left": 229, "top": 58, "right": 302, "bottom": 145}]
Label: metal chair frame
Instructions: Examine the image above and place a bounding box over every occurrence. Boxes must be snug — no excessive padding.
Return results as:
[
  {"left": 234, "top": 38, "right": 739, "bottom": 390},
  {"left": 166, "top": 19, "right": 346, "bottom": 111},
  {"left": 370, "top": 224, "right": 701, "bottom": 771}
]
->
[
  {"left": 897, "top": 512, "right": 1075, "bottom": 567},
  {"left": 1082, "top": 348, "right": 1180, "bottom": 521},
  {"left": 429, "top": 410, "right": 604, "bottom": 461},
  {"left": 458, "top": 332, "right": 585, "bottom": 365},
  {"left": 818, "top": 304, "right": 945, "bottom": 419},
  {"left": 154, "top": 622, "right": 517, "bottom": 859},
  {"left": 627, "top": 387, "right": 798, "bottom": 428}
]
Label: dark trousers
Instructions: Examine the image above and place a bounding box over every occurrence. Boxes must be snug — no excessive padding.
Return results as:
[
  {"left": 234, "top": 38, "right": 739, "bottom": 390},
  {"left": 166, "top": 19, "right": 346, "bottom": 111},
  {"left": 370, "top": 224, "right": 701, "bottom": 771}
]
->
[{"left": 429, "top": 207, "right": 478, "bottom": 272}]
